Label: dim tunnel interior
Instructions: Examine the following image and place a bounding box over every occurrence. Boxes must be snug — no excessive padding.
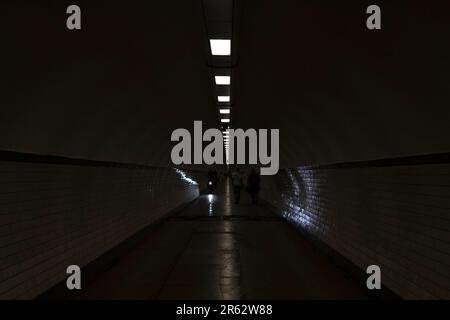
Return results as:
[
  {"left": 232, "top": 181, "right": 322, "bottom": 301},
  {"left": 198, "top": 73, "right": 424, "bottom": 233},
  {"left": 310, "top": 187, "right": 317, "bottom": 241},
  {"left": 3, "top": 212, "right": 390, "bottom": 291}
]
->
[{"left": 1, "top": 0, "right": 450, "bottom": 300}]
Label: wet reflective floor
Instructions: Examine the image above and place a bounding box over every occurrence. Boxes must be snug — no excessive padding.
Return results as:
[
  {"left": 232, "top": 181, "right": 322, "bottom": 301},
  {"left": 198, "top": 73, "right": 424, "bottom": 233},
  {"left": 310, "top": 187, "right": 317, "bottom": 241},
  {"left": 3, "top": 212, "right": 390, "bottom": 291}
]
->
[{"left": 72, "top": 178, "right": 367, "bottom": 299}]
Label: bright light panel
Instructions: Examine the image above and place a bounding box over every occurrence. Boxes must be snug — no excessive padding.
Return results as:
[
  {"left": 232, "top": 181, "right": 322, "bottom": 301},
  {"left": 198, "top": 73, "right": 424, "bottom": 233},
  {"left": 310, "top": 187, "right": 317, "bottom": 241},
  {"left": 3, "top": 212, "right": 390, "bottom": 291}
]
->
[
  {"left": 221, "top": 119, "right": 230, "bottom": 123},
  {"left": 215, "top": 76, "right": 230, "bottom": 85},
  {"left": 218, "top": 96, "right": 230, "bottom": 102},
  {"left": 220, "top": 109, "right": 230, "bottom": 114},
  {"left": 210, "top": 39, "right": 231, "bottom": 56}
]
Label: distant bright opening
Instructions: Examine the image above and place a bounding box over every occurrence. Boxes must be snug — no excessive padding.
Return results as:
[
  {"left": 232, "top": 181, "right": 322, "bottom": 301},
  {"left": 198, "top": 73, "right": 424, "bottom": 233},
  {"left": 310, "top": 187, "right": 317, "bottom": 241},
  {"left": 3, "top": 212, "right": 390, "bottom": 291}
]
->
[{"left": 210, "top": 39, "right": 231, "bottom": 56}]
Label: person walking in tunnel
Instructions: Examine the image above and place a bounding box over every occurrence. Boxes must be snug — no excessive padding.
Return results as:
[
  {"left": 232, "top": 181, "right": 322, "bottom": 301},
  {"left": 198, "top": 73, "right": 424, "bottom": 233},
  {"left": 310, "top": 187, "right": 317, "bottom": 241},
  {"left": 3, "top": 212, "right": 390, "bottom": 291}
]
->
[
  {"left": 213, "top": 170, "right": 218, "bottom": 187},
  {"left": 231, "top": 167, "right": 244, "bottom": 204},
  {"left": 247, "top": 169, "right": 260, "bottom": 205}
]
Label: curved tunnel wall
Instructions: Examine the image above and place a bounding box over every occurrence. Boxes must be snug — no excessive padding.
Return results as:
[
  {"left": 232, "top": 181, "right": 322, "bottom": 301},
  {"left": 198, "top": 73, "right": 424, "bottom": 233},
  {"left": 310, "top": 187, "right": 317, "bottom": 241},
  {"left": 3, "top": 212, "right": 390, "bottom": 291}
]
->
[
  {"left": 0, "top": 157, "right": 202, "bottom": 299},
  {"left": 1, "top": 1, "right": 449, "bottom": 300},
  {"left": 260, "top": 162, "right": 450, "bottom": 299}
]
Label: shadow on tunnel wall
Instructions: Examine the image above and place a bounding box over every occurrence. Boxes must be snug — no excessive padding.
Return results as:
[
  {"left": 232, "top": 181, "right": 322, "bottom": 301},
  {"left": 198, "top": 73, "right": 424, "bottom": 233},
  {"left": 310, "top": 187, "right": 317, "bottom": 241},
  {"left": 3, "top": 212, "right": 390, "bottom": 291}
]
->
[{"left": 260, "top": 154, "right": 450, "bottom": 299}]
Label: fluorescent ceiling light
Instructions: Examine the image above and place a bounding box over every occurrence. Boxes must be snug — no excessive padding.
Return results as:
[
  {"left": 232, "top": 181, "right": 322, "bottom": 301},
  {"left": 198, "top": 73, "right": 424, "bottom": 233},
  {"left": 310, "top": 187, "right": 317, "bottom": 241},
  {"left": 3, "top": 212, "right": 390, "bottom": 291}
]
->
[
  {"left": 218, "top": 96, "right": 230, "bottom": 103},
  {"left": 221, "top": 119, "right": 230, "bottom": 123},
  {"left": 210, "top": 39, "right": 231, "bottom": 56},
  {"left": 215, "top": 76, "right": 230, "bottom": 85},
  {"left": 220, "top": 109, "right": 230, "bottom": 114}
]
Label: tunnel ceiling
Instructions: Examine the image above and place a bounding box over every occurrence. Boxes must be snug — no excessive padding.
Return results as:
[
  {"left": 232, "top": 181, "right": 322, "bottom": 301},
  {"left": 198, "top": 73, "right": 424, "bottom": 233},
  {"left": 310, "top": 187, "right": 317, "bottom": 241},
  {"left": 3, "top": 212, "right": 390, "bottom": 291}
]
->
[
  {"left": 0, "top": 1, "right": 218, "bottom": 167},
  {"left": 233, "top": 0, "right": 450, "bottom": 167},
  {"left": 1, "top": 1, "right": 450, "bottom": 169}
]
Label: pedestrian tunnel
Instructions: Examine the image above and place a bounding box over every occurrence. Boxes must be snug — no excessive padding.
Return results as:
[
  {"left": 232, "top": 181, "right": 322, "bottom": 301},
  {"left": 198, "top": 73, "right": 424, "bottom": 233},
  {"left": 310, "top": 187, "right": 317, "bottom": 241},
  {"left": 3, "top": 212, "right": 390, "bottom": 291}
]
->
[{"left": 1, "top": 0, "right": 450, "bottom": 300}]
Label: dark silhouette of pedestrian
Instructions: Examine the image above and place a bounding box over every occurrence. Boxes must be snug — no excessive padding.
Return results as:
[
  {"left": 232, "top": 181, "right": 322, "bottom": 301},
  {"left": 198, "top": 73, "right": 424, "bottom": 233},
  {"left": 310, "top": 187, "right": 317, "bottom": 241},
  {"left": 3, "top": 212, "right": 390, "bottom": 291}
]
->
[
  {"left": 231, "top": 168, "right": 244, "bottom": 204},
  {"left": 247, "top": 169, "right": 260, "bottom": 205}
]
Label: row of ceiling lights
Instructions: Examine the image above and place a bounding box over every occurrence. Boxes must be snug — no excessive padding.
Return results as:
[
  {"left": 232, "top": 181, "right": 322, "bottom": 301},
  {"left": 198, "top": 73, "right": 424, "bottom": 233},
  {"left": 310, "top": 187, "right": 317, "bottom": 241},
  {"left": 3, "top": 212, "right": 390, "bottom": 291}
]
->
[{"left": 209, "top": 39, "right": 231, "bottom": 160}]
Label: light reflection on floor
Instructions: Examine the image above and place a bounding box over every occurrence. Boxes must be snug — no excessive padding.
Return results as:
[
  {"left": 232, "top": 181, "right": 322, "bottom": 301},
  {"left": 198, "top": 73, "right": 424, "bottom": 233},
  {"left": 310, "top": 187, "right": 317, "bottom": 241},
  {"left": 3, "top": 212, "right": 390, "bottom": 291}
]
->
[
  {"left": 69, "top": 176, "right": 367, "bottom": 300},
  {"left": 207, "top": 194, "right": 214, "bottom": 216}
]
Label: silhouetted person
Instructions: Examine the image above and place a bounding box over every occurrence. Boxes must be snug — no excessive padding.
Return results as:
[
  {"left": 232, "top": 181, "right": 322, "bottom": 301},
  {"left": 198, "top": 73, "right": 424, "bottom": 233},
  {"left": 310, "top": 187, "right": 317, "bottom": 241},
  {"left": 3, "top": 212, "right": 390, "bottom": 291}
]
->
[
  {"left": 208, "top": 169, "right": 214, "bottom": 181},
  {"left": 231, "top": 168, "right": 244, "bottom": 204},
  {"left": 213, "top": 170, "right": 218, "bottom": 187},
  {"left": 247, "top": 169, "right": 260, "bottom": 205}
]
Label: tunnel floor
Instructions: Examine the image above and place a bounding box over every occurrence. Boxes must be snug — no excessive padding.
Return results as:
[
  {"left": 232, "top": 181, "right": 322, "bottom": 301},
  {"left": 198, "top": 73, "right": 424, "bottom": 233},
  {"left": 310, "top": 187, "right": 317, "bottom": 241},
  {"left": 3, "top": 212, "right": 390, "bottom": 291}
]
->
[{"left": 70, "top": 178, "right": 368, "bottom": 300}]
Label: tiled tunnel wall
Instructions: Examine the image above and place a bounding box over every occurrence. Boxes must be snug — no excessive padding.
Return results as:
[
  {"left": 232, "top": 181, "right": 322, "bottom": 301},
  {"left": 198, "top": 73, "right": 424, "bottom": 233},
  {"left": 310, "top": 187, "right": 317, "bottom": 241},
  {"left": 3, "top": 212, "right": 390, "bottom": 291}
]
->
[
  {"left": 0, "top": 160, "right": 202, "bottom": 299},
  {"left": 260, "top": 164, "right": 450, "bottom": 299}
]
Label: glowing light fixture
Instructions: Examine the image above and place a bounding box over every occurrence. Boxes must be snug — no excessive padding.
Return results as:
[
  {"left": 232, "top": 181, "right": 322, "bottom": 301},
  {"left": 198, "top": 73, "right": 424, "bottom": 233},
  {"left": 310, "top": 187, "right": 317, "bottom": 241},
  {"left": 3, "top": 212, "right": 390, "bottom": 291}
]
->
[
  {"left": 218, "top": 96, "right": 230, "bottom": 102},
  {"left": 210, "top": 39, "right": 231, "bottom": 56},
  {"left": 215, "top": 76, "right": 230, "bottom": 85}
]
